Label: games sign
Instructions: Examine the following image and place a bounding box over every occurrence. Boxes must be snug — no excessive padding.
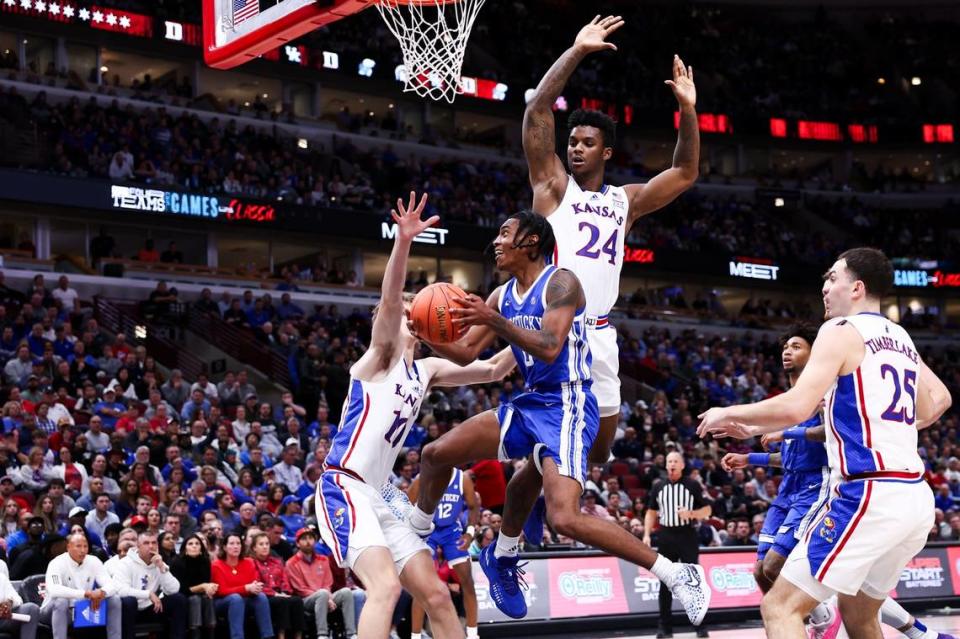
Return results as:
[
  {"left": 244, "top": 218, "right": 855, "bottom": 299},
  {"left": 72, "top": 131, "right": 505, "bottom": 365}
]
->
[
  {"left": 894, "top": 269, "right": 960, "bottom": 289},
  {"left": 109, "top": 185, "right": 276, "bottom": 223}
]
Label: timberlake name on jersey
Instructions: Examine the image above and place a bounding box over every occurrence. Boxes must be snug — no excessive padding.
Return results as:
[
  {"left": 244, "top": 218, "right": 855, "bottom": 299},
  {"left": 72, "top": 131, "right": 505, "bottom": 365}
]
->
[{"left": 864, "top": 335, "right": 919, "bottom": 364}]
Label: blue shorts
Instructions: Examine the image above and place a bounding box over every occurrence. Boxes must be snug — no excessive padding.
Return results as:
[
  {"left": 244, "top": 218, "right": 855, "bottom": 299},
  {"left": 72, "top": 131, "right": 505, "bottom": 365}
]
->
[
  {"left": 757, "top": 468, "right": 830, "bottom": 561},
  {"left": 496, "top": 382, "right": 599, "bottom": 488},
  {"left": 427, "top": 525, "right": 470, "bottom": 566}
]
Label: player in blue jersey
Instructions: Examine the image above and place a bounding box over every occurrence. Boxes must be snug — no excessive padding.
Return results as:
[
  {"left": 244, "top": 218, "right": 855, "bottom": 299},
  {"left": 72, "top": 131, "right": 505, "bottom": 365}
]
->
[
  {"left": 406, "top": 211, "right": 710, "bottom": 626},
  {"left": 407, "top": 469, "right": 480, "bottom": 639},
  {"left": 721, "top": 325, "right": 829, "bottom": 594}
]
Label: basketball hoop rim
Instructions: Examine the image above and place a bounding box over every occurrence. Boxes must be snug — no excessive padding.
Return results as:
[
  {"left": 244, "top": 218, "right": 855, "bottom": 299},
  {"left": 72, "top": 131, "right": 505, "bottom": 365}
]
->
[{"left": 377, "top": 0, "right": 463, "bottom": 5}]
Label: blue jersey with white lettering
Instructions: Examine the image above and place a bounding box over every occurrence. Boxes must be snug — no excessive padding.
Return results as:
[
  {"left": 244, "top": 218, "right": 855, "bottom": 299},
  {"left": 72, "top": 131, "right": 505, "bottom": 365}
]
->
[
  {"left": 780, "top": 414, "right": 829, "bottom": 473},
  {"left": 497, "top": 265, "right": 591, "bottom": 389},
  {"left": 434, "top": 468, "right": 465, "bottom": 530}
]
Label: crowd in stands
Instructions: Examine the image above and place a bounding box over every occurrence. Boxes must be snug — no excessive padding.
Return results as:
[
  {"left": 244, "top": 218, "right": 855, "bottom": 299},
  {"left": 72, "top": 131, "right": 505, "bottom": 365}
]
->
[
  {"left": 4, "top": 86, "right": 956, "bottom": 272},
  {"left": 293, "top": 2, "right": 959, "bottom": 125}
]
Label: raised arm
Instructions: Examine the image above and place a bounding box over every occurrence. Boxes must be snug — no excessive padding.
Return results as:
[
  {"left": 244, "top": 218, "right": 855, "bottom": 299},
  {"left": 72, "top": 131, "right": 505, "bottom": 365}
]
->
[
  {"left": 917, "top": 360, "right": 953, "bottom": 430},
  {"left": 625, "top": 55, "right": 700, "bottom": 227},
  {"left": 451, "top": 269, "right": 584, "bottom": 364},
  {"left": 425, "top": 347, "right": 517, "bottom": 388},
  {"left": 369, "top": 192, "right": 438, "bottom": 358},
  {"left": 698, "top": 322, "right": 854, "bottom": 439},
  {"left": 524, "top": 15, "right": 624, "bottom": 213}
]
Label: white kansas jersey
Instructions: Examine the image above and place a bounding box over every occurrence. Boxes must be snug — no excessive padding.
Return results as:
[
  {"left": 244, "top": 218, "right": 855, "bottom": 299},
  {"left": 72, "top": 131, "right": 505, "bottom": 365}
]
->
[
  {"left": 822, "top": 312, "right": 924, "bottom": 480},
  {"left": 326, "top": 356, "right": 429, "bottom": 488},
  {"left": 548, "top": 176, "right": 628, "bottom": 318}
]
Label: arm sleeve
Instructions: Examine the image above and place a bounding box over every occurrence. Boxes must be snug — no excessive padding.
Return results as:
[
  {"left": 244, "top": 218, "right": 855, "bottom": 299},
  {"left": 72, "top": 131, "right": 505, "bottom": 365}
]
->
[
  {"left": 211, "top": 563, "right": 246, "bottom": 597},
  {"left": 111, "top": 562, "right": 150, "bottom": 600},
  {"left": 646, "top": 482, "right": 661, "bottom": 511},
  {"left": 689, "top": 481, "right": 706, "bottom": 508},
  {"left": 160, "top": 568, "right": 180, "bottom": 596},
  {"left": 284, "top": 561, "right": 308, "bottom": 597},
  {"left": 44, "top": 562, "right": 86, "bottom": 601}
]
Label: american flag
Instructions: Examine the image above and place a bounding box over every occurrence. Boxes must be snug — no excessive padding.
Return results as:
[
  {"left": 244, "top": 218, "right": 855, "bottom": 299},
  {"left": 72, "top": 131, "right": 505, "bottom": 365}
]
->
[{"left": 233, "top": 0, "right": 260, "bottom": 26}]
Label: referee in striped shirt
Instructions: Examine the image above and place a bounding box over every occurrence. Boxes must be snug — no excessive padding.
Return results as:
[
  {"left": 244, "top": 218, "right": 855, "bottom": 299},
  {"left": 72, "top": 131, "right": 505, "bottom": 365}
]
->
[{"left": 643, "top": 451, "right": 711, "bottom": 638}]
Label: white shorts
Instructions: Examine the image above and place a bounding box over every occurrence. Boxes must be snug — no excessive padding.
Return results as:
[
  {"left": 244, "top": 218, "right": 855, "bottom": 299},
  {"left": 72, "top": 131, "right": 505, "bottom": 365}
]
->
[
  {"left": 781, "top": 477, "right": 933, "bottom": 600},
  {"left": 586, "top": 322, "right": 620, "bottom": 417},
  {"left": 315, "top": 471, "right": 428, "bottom": 573}
]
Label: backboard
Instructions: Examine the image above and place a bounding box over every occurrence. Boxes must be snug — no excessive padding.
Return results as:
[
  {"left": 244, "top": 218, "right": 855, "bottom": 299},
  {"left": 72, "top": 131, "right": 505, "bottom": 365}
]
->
[{"left": 202, "top": 0, "right": 373, "bottom": 69}]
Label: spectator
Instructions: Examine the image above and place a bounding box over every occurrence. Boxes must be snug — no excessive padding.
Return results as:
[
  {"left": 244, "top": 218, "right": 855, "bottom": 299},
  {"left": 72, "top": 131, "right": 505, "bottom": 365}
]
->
[
  {"left": 170, "top": 533, "right": 218, "bottom": 639},
  {"left": 579, "top": 490, "right": 613, "bottom": 521},
  {"left": 211, "top": 533, "right": 274, "bottom": 639},
  {"left": 722, "top": 519, "right": 753, "bottom": 547},
  {"left": 86, "top": 494, "right": 119, "bottom": 542},
  {"left": 51, "top": 275, "right": 79, "bottom": 309},
  {"left": 40, "top": 532, "right": 123, "bottom": 639},
  {"left": 115, "top": 530, "right": 187, "bottom": 639},
  {"left": 160, "top": 242, "right": 184, "bottom": 264},
  {"left": 137, "top": 240, "right": 160, "bottom": 263},
  {"left": 250, "top": 532, "right": 305, "bottom": 639},
  {"left": 285, "top": 527, "right": 357, "bottom": 639}
]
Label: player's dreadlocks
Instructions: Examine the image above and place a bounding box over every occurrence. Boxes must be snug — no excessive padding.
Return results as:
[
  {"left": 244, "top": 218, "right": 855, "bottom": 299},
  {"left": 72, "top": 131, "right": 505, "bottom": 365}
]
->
[{"left": 509, "top": 210, "right": 556, "bottom": 261}]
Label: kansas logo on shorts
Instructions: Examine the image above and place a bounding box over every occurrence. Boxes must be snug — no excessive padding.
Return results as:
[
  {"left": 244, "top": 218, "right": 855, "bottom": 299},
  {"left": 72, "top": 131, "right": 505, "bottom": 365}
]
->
[
  {"left": 818, "top": 516, "right": 836, "bottom": 544},
  {"left": 334, "top": 507, "right": 346, "bottom": 528}
]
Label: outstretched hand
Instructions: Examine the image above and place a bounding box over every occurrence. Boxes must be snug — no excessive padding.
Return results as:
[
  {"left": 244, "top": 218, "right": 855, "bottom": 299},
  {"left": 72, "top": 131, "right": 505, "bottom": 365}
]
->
[
  {"left": 697, "top": 407, "right": 754, "bottom": 440},
  {"left": 392, "top": 191, "right": 439, "bottom": 243},
  {"left": 573, "top": 15, "right": 625, "bottom": 54},
  {"left": 665, "top": 54, "right": 696, "bottom": 108}
]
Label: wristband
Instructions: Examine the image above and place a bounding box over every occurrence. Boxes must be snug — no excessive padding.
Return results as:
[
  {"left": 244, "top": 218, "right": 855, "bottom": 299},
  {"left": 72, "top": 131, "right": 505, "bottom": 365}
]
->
[
  {"left": 782, "top": 427, "right": 806, "bottom": 440},
  {"left": 747, "top": 453, "right": 771, "bottom": 466},
  {"left": 465, "top": 526, "right": 476, "bottom": 537}
]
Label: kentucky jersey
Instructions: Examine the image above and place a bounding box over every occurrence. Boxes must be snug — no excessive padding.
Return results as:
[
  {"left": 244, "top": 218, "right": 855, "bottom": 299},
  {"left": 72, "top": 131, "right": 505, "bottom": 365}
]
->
[
  {"left": 497, "top": 264, "right": 591, "bottom": 388},
  {"left": 780, "top": 414, "right": 829, "bottom": 474},
  {"left": 434, "top": 468, "right": 466, "bottom": 530},
  {"left": 823, "top": 312, "right": 924, "bottom": 479},
  {"left": 548, "top": 177, "right": 628, "bottom": 318},
  {"left": 326, "top": 356, "right": 428, "bottom": 488}
]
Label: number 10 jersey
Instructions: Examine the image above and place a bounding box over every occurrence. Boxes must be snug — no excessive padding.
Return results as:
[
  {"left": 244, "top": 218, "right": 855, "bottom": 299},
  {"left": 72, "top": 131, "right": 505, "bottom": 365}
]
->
[{"left": 547, "top": 176, "right": 629, "bottom": 318}]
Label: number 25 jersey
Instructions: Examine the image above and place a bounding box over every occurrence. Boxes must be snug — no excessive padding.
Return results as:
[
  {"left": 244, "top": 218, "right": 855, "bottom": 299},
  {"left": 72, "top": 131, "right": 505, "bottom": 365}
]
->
[
  {"left": 547, "top": 176, "right": 628, "bottom": 318},
  {"left": 823, "top": 312, "right": 924, "bottom": 479}
]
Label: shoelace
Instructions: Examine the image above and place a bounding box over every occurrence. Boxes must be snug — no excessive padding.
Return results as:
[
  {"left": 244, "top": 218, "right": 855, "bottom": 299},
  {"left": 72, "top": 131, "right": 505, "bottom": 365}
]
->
[{"left": 497, "top": 560, "right": 529, "bottom": 596}]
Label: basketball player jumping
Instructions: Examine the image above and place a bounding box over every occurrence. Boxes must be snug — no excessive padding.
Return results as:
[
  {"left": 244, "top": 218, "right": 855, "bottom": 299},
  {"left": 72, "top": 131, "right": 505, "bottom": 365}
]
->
[
  {"left": 699, "top": 248, "right": 953, "bottom": 639},
  {"left": 526, "top": 15, "right": 699, "bottom": 465},
  {"left": 406, "top": 212, "right": 710, "bottom": 625},
  {"left": 487, "top": 16, "right": 702, "bottom": 586},
  {"left": 316, "top": 192, "right": 519, "bottom": 639}
]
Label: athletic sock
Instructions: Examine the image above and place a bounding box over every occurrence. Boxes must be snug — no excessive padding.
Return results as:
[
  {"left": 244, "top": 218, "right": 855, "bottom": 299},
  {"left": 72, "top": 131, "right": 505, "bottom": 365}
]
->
[
  {"left": 880, "top": 596, "right": 913, "bottom": 629},
  {"left": 409, "top": 506, "right": 434, "bottom": 531},
  {"left": 650, "top": 555, "right": 677, "bottom": 586},
  {"left": 905, "top": 618, "right": 938, "bottom": 639},
  {"left": 809, "top": 602, "right": 834, "bottom": 627},
  {"left": 466, "top": 626, "right": 479, "bottom": 639},
  {"left": 494, "top": 532, "right": 520, "bottom": 558},
  {"left": 411, "top": 633, "right": 421, "bottom": 639}
]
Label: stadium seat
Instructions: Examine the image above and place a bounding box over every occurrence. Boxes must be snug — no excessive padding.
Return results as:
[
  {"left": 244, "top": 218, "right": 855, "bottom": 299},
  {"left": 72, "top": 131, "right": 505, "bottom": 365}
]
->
[
  {"left": 621, "top": 475, "right": 640, "bottom": 490},
  {"left": 610, "top": 462, "right": 630, "bottom": 477}
]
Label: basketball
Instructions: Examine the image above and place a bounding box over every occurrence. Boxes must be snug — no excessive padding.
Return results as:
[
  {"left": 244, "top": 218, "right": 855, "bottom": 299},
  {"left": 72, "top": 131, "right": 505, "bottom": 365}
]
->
[{"left": 409, "top": 283, "right": 467, "bottom": 343}]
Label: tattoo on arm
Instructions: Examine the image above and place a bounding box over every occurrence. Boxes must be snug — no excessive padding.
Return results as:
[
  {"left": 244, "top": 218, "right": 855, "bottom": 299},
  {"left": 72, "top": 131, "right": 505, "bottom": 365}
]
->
[{"left": 545, "top": 269, "right": 582, "bottom": 310}]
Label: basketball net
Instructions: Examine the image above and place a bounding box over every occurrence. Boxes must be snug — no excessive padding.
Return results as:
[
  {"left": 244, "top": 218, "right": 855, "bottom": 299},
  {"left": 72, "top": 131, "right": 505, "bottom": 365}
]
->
[{"left": 376, "top": 0, "right": 487, "bottom": 103}]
